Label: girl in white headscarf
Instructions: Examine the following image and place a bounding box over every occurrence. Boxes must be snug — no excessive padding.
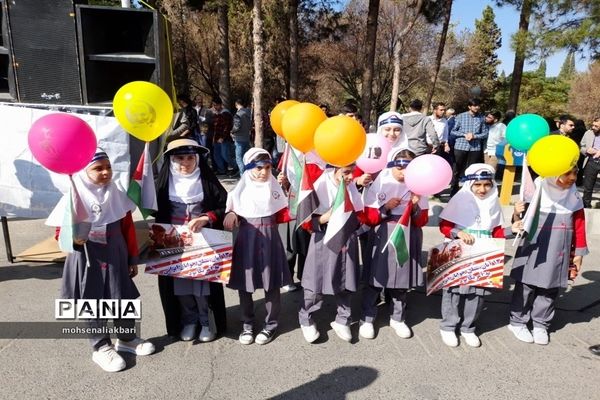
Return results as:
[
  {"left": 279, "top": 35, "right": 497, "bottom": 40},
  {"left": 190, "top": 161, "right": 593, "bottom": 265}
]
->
[
  {"left": 359, "top": 147, "right": 429, "bottom": 341},
  {"left": 508, "top": 167, "right": 588, "bottom": 345},
  {"left": 224, "top": 148, "right": 292, "bottom": 346},
  {"left": 46, "top": 149, "right": 154, "bottom": 373},
  {"left": 438, "top": 163, "right": 521, "bottom": 348}
]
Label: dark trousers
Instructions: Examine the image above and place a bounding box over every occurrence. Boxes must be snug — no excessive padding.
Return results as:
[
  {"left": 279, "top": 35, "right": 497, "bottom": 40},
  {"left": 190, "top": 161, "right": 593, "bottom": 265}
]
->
[
  {"left": 451, "top": 149, "right": 482, "bottom": 195},
  {"left": 583, "top": 158, "right": 600, "bottom": 207}
]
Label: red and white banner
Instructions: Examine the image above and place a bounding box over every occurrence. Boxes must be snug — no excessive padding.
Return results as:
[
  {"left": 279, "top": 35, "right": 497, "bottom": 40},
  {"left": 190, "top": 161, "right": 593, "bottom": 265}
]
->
[
  {"left": 426, "top": 238, "right": 505, "bottom": 295},
  {"left": 144, "top": 224, "right": 232, "bottom": 284}
]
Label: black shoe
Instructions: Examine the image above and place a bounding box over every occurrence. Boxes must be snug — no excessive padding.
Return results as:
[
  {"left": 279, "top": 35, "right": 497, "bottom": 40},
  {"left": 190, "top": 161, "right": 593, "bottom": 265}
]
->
[{"left": 589, "top": 345, "right": 600, "bottom": 356}]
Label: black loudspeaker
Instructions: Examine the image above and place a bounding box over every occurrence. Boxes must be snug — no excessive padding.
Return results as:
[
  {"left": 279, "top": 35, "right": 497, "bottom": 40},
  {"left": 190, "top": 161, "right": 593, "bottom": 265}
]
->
[
  {"left": 76, "top": 5, "right": 172, "bottom": 104},
  {"left": 0, "top": 0, "right": 17, "bottom": 101},
  {"left": 4, "top": 0, "right": 86, "bottom": 104}
]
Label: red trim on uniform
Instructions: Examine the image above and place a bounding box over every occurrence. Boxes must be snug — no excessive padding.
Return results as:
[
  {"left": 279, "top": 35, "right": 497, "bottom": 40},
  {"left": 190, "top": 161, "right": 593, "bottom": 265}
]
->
[
  {"left": 206, "top": 211, "right": 217, "bottom": 224},
  {"left": 492, "top": 225, "right": 505, "bottom": 238},
  {"left": 439, "top": 219, "right": 455, "bottom": 239},
  {"left": 572, "top": 208, "right": 587, "bottom": 249},
  {"left": 120, "top": 211, "right": 139, "bottom": 257}
]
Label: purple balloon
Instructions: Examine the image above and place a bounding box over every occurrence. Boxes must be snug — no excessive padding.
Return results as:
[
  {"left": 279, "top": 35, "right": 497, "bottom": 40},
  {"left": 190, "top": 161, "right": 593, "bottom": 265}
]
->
[
  {"left": 356, "top": 133, "right": 392, "bottom": 173},
  {"left": 404, "top": 154, "right": 452, "bottom": 195},
  {"left": 28, "top": 113, "right": 97, "bottom": 175}
]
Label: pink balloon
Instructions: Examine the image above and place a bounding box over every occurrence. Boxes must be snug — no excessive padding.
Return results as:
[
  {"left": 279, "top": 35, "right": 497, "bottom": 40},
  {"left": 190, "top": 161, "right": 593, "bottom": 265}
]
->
[
  {"left": 28, "top": 113, "right": 97, "bottom": 175},
  {"left": 404, "top": 154, "right": 452, "bottom": 195},
  {"left": 356, "top": 133, "right": 392, "bottom": 173}
]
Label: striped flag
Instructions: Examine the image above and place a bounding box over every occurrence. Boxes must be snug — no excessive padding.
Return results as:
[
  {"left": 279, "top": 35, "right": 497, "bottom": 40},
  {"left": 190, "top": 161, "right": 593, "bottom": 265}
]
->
[
  {"left": 383, "top": 200, "right": 412, "bottom": 266},
  {"left": 295, "top": 162, "right": 320, "bottom": 227},
  {"left": 323, "top": 180, "right": 358, "bottom": 252},
  {"left": 521, "top": 181, "right": 542, "bottom": 241},
  {"left": 58, "top": 179, "right": 90, "bottom": 253},
  {"left": 127, "top": 142, "right": 157, "bottom": 219},
  {"left": 519, "top": 157, "right": 536, "bottom": 203},
  {"left": 286, "top": 147, "right": 303, "bottom": 217}
]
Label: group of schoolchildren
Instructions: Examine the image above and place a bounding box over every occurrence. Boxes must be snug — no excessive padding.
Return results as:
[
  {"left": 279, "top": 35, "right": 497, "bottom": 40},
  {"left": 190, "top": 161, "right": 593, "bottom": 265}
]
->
[{"left": 49, "top": 111, "right": 588, "bottom": 373}]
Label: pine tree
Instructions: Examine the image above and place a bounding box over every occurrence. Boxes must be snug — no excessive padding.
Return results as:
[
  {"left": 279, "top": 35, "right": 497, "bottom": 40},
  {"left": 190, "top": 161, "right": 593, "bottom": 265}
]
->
[
  {"left": 536, "top": 59, "right": 547, "bottom": 77},
  {"left": 558, "top": 51, "right": 576, "bottom": 80}
]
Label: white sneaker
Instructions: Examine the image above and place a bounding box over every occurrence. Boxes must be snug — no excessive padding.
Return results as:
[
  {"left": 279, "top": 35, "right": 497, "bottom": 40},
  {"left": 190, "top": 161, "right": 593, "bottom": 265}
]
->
[
  {"left": 461, "top": 332, "right": 481, "bottom": 347},
  {"left": 198, "top": 325, "right": 216, "bottom": 342},
  {"left": 238, "top": 329, "right": 254, "bottom": 345},
  {"left": 301, "top": 324, "right": 320, "bottom": 343},
  {"left": 533, "top": 327, "right": 549, "bottom": 345},
  {"left": 508, "top": 324, "right": 534, "bottom": 343},
  {"left": 440, "top": 330, "right": 459, "bottom": 347},
  {"left": 390, "top": 320, "right": 412, "bottom": 339},
  {"left": 359, "top": 322, "right": 375, "bottom": 339},
  {"left": 114, "top": 338, "right": 155, "bottom": 356},
  {"left": 255, "top": 329, "right": 275, "bottom": 345},
  {"left": 92, "top": 345, "right": 126, "bottom": 372},
  {"left": 330, "top": 321, "right": 352, "bottom": 342},
  {"left": 282, "top": 284, "right": 300, "bottom": 293}
]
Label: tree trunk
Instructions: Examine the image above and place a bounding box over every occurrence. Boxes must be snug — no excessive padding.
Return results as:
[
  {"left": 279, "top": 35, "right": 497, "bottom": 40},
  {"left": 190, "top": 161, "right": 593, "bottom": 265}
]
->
[
  {"left": 217, "top": 1, "right": 232, "bottom": 109},
  {"left": 252, "top": 0, "right": 265, "bottom": 148},
  {"left": 507, "top": 0, "right": 533, "bottom": 113},
  {"left": 390, "top": 0, "right": 423, "bottom": 112},
  {"left": 360, "top": 0, "right": 380, "bottom": 129},
  {"left": 425, "top": 0, "right": 453, "bottom": 110},
  {"left": 288, "top": 0, "right": 299, "bottom": 99}
]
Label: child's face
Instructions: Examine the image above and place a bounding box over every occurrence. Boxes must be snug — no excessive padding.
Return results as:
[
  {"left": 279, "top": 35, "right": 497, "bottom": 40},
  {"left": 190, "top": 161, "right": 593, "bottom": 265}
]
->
[
  {"left": 86, "top": 159, "right": 112, "bottom": 186},
  {"left": 250, "top": 163, "right": 272, "bottom": 182},
  {"left": 556, "top": 168, "right": 577, "bottom": 189},
  {"left": 391, "top": 158, "right": 411, "bottom": 182},
  {"left": 335, "top": 166, "right": 355, "bottom": 185},
  {"left": 382, "top": 125, "right": 402, "bottom": 144},
  {"left": 470, "top": 180, "right": 493, "bottom": 199},
  {"left": 173, "top": 154, "right": 197, "bottom": 175}
]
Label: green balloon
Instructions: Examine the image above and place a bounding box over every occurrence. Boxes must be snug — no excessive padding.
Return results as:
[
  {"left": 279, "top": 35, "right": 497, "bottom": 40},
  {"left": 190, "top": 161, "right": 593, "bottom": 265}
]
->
[{"left": 505, "top": 114, "right": 550, "bottom": 151}]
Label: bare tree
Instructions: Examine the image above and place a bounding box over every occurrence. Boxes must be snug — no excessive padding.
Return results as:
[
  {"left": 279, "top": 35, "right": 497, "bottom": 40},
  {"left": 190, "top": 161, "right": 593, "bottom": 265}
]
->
[
  {"left": 288, "top": 0, "right": 299, "bottom": 99},
  {"left": 217, "top": 0, "right": 232, "bottom": 109},
  {"left": 360, "top": 0, "right": 380, "bottom": 128},
  {"left": 253, "top": 0, "right": 265, "bottom": 148},
  {"left": 425, "top": 0, "right": 453, "bottom": 109}
]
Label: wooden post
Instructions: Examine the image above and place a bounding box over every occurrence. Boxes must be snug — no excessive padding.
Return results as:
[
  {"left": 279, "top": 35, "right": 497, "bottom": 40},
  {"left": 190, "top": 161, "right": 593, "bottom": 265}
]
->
[{"left": 499, "top": 144, "right": 515, "bottom": 205}]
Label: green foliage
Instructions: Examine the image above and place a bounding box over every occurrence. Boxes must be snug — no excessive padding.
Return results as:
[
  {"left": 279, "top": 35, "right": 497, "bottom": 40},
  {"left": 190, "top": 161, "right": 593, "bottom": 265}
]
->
[{"left": 558, "top": 50, "right": 576, "bottom": 80}]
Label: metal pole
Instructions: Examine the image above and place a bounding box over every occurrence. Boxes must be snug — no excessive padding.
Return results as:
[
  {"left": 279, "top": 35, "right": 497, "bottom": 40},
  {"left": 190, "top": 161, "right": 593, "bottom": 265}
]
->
[{"left": 1, "top": 216, "right": 14, "bottom": 263}]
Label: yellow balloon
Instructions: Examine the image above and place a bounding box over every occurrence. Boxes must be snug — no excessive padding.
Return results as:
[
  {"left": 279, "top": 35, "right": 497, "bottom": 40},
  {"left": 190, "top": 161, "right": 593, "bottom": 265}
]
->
[
  {"left": 527, "top": 135, "right": 579, "bottom": 177},
  {"left": 113, "top": 81, "right": 173, "bottom": 142},
  {"left": 270, "top": 100, "right": 299, "bottom": 138},
  {"left": 281, "top": 103, "right": 327, "bottom": 152},
  {"left": 314, "top": 116, "right": 366, "bottom": 167}
]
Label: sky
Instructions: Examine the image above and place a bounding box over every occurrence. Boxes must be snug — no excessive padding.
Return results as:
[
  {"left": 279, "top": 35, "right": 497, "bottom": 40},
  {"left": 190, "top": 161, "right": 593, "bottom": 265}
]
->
[{"left": 451, "top": 0, "right": 590, "bottom": 77}]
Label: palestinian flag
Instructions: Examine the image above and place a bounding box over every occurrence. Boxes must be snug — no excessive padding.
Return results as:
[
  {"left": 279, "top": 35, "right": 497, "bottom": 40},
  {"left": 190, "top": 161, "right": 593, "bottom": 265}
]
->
[
  {"left": 127, "top": 142, "right": 157, "bottom": 219},
  {"left": 295, "top": 161, "right": 320, "bottom": 227},
  {"left": 323, "top": 180, "right": 358, "bottom": 252},
  {"left": 521, "top": 182, "right": 542, "bottom": 241},
  {"left": 58, "top": 178, "right": 90, "bottom": 253},
  {"left": 519, "top": 157, "right": 536, "bottom": 203},
  {"left": 286, "top": 146, "right": 303, "bottom": 217},
  {"left": 383, "top": 200, "right": 412, "bottom": 266}
]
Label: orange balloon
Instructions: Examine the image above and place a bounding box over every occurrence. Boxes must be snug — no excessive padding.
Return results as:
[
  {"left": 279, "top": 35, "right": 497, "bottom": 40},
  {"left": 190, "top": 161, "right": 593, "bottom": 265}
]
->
[
  {"left": 314, "top": 116, "right": 366, "bottom": 167},
  {"left": 281, "top": 103, "right": 327, "bottom": 152},
  {"left": 270, "top": 100, "right": 299, "bottom": 137}
]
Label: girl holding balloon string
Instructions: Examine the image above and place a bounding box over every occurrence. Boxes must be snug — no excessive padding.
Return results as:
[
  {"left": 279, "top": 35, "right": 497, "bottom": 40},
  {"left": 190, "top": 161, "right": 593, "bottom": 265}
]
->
[
  {"left": 359, "top": 148, "right": 429, "bottom": 340},
  {"left": 508, "top": 165, "right": 587, "bottom": 346},
  {"left": 437, "top": 163, "right": 523, "bottom": 348},
  {"left": 46, "top": 149, "right": 155, "bottom": 373}
]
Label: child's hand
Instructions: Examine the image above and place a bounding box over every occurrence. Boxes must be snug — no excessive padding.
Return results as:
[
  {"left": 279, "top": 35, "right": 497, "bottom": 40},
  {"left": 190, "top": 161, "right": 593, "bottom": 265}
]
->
[
  {"left": 457, "top": 231, "right": 475, "bottom": 245},
  {"left": 355, "top": 173, "right": 373, "bottom": 187},
  {"left": 319, "top": 209, "right": 333, "bottom": 225},
  {"left": 511, "top": 220, "right": 524, "bottom": 233},
  {"left": 73, "top": 238, "right": 87, "bottom": 245},
  {"left": 188, "top": 216, "right": 209, "bottom": 232},
  {"left": 223, "top": 212, "right": 239, "bottom": 231},
  {"left": 514, "top": 201, "right": 526, "bottom": 217},
  {"left": 129, "top": 265, "right": 138, "bottom": 278},
  {"left": 573, "top": 256, "right": 583, "bottom": 272},
  {"left": 277, "top": 172, "right": 289, "bottom": 189},
  {"left": 410, "top": 194, "right": 420, "bottom": 205},
  {"left": 384, "top": 197, "right": 402, "bottom": 211}
]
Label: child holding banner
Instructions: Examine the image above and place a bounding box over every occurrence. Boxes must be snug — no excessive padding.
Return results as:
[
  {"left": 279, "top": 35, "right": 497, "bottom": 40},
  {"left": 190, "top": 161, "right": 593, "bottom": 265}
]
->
[
  {"left": 154, "top": 138, "right": 228, "bottom": 343},
  {"left": 359, "top": 148, "right": 429, "bottom": 340},
  {"left": 224, "top": 148, "right": 292, "bottom": 345},
  {"left": 298, "top": 164, "right": 364, "bottom": 343},
  {"left": 47, "top": 150, "right": 155, "bottom": 372},
  {"left": 508, "top": 167, "right": 588, "bottom": 345},
  {"left": 438, "top": 163, "right": 521, "bottom": 348}
]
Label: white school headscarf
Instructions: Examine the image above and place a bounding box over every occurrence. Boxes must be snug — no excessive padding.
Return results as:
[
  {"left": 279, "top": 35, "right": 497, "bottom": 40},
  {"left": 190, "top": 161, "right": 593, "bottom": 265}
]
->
[
  {"left": 363, "top": 148, "right": 428, "bottom": 215},
  {"left": 225, "top": 147, "right": 287, "bottom": 218},
  {"left": 377, "top": 111, "right": 409, "bottom": 150},
  {"left": 440, "top": 163, "right": 503, "bottom": 231},
  {"left": 313, "top": 168, "right": 364, "bottom": 214},
  {"left": 168, "top": 152, "right": 204, "bottom": 204},
  {"left": 538, "top": 175, "right": 583, "bottom": 214},
  {"left": 46, "top": 149, "right": 135, "bottom": 227}
]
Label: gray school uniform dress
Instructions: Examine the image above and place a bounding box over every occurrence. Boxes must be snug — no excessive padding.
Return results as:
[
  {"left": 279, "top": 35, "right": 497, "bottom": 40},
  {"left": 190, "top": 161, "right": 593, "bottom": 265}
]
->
[
  {"left": 299, "top": 216, "right": 360, "bottom": 327},
  {"left": 361, "top": 208, "right": 424, "bottom": 324},
  {"left": 169, "top": 201, "right": 211, "bottom": 326},
  {"left": 228, "top": 215, "right": 291, "bottom": 331},
  {"left": 61, "top": 219, "right": 139, "bottom": 349},
  {"left": 509, "top": 212, "right": 574, "bottom": 329}
]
